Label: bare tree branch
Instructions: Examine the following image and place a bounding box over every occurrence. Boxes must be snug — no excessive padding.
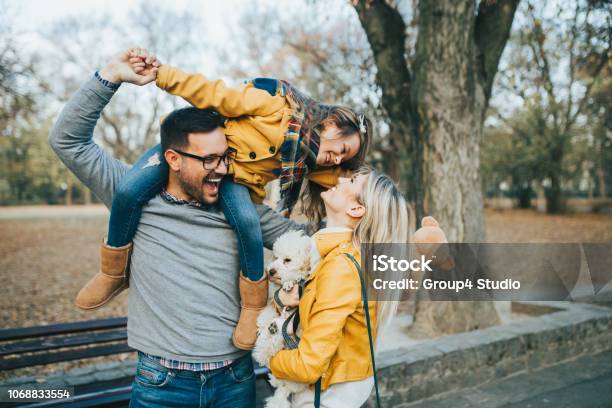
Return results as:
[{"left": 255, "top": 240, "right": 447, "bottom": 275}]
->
[
  {"left": 566, "top": 52, "right": 608, "bottom": 132},
  {"left": 564, "top": 2, "right": 582, "bottom": 129},
  {"left": 531, "top": 11, "right": 561, "bottom": 130},
  {"left": 353, "top": 0, "right": 413, "bottom": 130},
  {"left": 474, "top": 0, "right": 520, "bottom": 100}
]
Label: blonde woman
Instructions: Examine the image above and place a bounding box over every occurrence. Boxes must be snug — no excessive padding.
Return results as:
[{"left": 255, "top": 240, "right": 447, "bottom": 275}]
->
[{"left": 269, "top": 167, "right": 430, "bottom": 407}]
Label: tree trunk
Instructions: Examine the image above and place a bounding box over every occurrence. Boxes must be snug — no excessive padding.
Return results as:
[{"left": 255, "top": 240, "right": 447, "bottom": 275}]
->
[
  {"left": 597, "top": 127, "right": 607, "bottom": 197},
  {"left": 355, "top": 0, "right": 519, "bottom": 336},
  {"left": 597, "top": 166, "right": 606, "bottom": 198},
  {"left": 65, "top": 178, "right": 73, "bottom": 206},
  {"left": 545, "top": 172, "right": 563, "bottom": 213},
  {"left": 409, "top": 0, "right": 502, "bottom": 335},
  {"left": 82, "top": 185, "right": 92, "bottom": 205},
  {"left": 516, "top": 182, "right": 532, "bottom": 209},
  {"left": 413, "top": 1, "right": 487, "bottom": 243},
  {"left": 353, "top": 1, "right": 421, "bottom": 215},
  {"left": 535, "top": 180, "right": 546, "bottom": 212},
  {"left": 385, "top": 150, "right": 401, "bottom": 184},
  {"left": 409, "top": 297, "right": 501, "bottom": 338},
  {"left": 545, "top": 143, "right": 564, "bottom": 214}
]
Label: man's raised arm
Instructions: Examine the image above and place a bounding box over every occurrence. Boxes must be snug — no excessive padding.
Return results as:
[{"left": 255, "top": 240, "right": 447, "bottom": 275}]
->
[{"left": 49, "top": 50, "right": 156, "bottom": 208}]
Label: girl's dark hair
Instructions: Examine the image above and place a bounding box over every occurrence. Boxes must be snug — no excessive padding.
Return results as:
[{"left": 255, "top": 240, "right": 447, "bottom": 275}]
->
[
  {"left": 160, "top": 107, "right": 224, "bottom": 153},
  {"left": 300, "top": 106, "right": 372, "bottom": 228}
]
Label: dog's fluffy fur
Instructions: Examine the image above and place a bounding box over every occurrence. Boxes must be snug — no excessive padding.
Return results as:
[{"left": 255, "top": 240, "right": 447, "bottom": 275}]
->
[{"left": 253, "top": 230, "right": 312, "bottom": 408}]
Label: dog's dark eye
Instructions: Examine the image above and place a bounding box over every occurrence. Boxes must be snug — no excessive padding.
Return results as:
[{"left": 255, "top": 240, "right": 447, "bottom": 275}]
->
[{"left": 283, "top": 258, "right": 291, "bottom": 263}]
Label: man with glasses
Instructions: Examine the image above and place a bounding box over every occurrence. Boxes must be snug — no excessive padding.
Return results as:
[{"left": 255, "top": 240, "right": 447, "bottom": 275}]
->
[
  {"left": 49, "top": 49, "right": 302, "bottom": 407},
  {"left": 174, "top": 147, "right": 237, "bottom": 171}
]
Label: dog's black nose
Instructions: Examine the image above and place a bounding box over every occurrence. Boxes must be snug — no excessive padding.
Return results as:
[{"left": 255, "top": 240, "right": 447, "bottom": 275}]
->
[{"left": 269, "top": 268, "right": 277, "bottom": 276}]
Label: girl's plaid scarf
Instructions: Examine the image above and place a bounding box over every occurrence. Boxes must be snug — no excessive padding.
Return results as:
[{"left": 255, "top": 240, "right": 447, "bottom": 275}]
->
[{"left": 274, "top": 81, "right": 333, "bottom": 216}]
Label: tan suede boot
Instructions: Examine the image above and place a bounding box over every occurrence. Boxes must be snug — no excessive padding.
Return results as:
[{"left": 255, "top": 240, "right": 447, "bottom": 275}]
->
[
  {"left": 75, "top": 239, "right": 132, "bottom": 310},
  {"left": 232, "top": 272, "right": 269, "bottom": 350}
]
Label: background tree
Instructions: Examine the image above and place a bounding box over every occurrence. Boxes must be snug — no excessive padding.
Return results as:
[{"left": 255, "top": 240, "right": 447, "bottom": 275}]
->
[
  {"left": 0, "top": 0, "right": 208, "bottom": 205},
  {"left": 581, "top": 47, "right": 611, "bottom": 200},
  {"left": 353, "top": 0, "right": 519, "bottom": 242},
  {"left": 495, "top": 0, "right": 610, "bottom": 213},
  {"left": 0, "top": 4, "right": 36, "bottom": 132},
  {"left": 481, "top": 105, "right": 546, "bottom": 209},
  {"left": 214, "top": 2, "right": 415, "bottom": 198},
  {"left": 0, "top": 3, "right": 75, "bottom": 205},
  {"left": 351, "top": 0, "right": 520, "bottom": 335},
  {"left": 39, "top": 1, "right": 206, "bottom": 163}
]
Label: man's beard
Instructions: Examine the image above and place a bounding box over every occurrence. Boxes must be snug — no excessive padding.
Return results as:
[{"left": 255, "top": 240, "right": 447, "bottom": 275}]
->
[
  {"left": 177, "top": 168, "right": 224, "bottom": 205},
  {"left": 178, "top": 174, "right": 209, "bottom": 204}
]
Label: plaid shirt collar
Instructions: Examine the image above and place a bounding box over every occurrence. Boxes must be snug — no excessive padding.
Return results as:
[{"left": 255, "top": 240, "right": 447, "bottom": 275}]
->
[{"left": 160, "top": 190, "right": 218, "bottom": 212}]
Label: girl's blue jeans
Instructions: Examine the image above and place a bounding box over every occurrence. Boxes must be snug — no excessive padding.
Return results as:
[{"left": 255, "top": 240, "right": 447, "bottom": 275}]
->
[{"left": 107, "top": 144, "right": 264, "bottom": 281}]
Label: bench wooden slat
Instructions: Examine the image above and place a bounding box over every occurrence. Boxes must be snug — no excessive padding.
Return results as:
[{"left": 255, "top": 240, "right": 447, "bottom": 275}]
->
[
  {"left": 0, "top": 318, "right": 127, "bottom": 342},
  {"left": 23, "top": 385, "right": 133, "bottom": 408},
  {"left": 1, "top": 316, "right": 273, "bottom": 407},
  {"left": 0, "top": 329, "right": 127, "bottom": 357},
  {"left": 23, "top": 368, "right": 272, "bottom": 407},
  {"left": 0, "top": 343, "right": 133, "bottom": 371}
]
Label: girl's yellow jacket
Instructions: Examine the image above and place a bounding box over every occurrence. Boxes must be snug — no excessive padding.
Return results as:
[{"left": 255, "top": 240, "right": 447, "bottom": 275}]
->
[
  {"left": 156, "top": 65, "right": 341, "bottom": 203},
  {"left": 269, "top": 230, "right": 377, "bottom": 390}
]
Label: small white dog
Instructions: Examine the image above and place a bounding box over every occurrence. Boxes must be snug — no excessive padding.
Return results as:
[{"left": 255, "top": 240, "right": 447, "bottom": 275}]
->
[{"left": 253, "top": 230, "right": 312, "bottom": 408}]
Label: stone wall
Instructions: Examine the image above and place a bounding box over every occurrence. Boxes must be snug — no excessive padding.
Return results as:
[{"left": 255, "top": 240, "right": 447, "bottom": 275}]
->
[{"left": 367, "top": 301, "right": 612, "bottom": 407}]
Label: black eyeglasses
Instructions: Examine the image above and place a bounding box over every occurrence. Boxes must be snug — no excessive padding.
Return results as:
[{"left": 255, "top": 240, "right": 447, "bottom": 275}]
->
[{"left": 173, "top": 148, "right": 237, "bottom": 170}]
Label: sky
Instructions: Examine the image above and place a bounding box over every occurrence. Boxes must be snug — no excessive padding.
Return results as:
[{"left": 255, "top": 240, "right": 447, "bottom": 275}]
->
[
  {"left": 10, "top": 0, "right": 242, "bottom": 71},
  {"left": 2, "top": 0, "right": 264, "bottom": 121},
  {"left": 13, "top": 0, "right": 236, "bottom": 35},
  {"left": 10, "top": 0, "right": 238, "bottom": 47},
  {"left": 8, "top": 0, "right": 345, "bottom": 83}
]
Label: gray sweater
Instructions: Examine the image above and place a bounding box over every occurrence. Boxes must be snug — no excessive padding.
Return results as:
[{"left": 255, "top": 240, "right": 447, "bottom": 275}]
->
[{"left": 49, "top": 77, "right": 301, "bottom": 362}]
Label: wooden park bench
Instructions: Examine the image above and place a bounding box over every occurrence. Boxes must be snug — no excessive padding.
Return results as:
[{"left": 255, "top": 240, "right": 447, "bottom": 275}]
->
[{"left": 0, "top": 318, "right": 270, "bottom": 407}]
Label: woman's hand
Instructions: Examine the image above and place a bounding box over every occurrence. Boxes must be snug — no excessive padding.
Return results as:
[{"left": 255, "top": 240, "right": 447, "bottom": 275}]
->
[{"left": 277, "top": 285, "right": 300, "bottom": 308}]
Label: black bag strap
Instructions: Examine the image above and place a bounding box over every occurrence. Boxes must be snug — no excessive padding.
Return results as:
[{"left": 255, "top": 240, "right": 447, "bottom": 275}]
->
[
  {"left": 314, "top": 378, "right": 322, "bottom": 407},
  {"left": 281, "top": 280, "right": 305, "bottom": 350},
  {"left": 282, "top": 309, "right": 300, "bottom": 350},
  {"left": 314, "top": 253, "right": 381, "bottom": 407}
]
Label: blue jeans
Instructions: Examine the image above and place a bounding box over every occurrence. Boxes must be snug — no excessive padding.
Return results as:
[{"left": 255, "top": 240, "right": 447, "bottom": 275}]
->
[
  {"left": 107, "top": 144, "right": 168, "bottom": 247},
  {"left": 107, "top": 144, "right": 265, "bottom": 281},
  {"left": 129, "top": 352, "right": 256, "bottom": 408},
  {"left": 219, "top": 179, "right": 264, "bottom": 281}
]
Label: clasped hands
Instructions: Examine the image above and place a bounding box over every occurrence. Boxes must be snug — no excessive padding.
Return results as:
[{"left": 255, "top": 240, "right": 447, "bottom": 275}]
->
[{"left": 98, "top": 47, "right": 161, "bottom": 86}]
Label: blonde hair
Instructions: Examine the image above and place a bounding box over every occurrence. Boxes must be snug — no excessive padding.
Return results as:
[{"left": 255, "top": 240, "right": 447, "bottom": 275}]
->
[{"left": 352, "top": 166, "right": 412, "bottom": 345}]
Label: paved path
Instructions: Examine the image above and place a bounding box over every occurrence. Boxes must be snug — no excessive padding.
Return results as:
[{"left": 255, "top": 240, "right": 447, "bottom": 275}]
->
[{"left": 404, "top": 349, "right": 612, "bottom": 408}]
